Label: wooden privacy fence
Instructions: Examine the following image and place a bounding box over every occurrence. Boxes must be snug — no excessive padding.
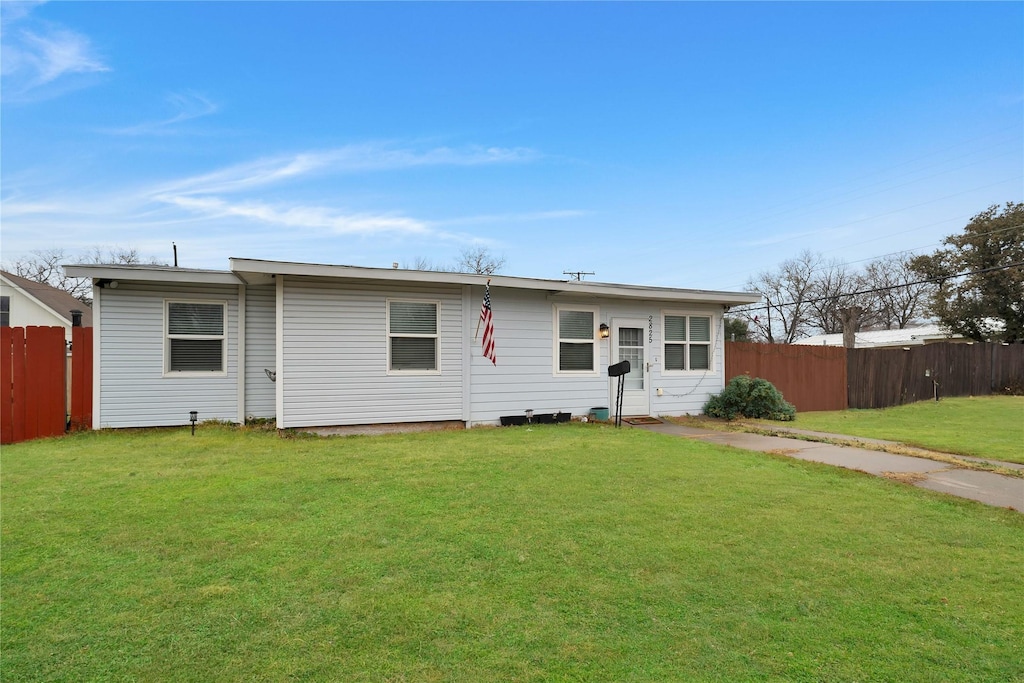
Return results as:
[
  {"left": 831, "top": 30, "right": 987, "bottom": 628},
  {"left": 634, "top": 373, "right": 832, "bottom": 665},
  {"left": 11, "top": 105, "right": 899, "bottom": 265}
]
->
[
  {"left": 847, "top": 342, "right": 1024, "bottom": 409},
  {"left": 725, "top": 340, "right": 1024, "bottom": 412},
  {"left": 725, "top": 341, "right": 848, "bottom": 412},
  {"left": 1, "top": 326, "right": 93, "bottom": 445}
]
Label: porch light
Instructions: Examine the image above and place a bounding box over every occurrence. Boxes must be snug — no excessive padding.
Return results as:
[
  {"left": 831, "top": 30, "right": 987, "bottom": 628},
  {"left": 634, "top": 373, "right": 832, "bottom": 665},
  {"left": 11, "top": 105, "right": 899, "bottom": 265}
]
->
[{"left": 599, "top": 323, "right": 610, "bottom": 339}]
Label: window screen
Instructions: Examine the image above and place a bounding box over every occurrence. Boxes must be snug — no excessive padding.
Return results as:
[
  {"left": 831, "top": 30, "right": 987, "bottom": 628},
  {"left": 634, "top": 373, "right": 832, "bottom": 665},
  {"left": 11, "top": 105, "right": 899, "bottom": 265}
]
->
[
  {"left": 167, "top": 302, "right": 224, "bottom": 373},
  {"left": 664, "top": 314, "right": 712, "bottom": 372},
  {"left": 556, "top": 308, "right": 596, "bottom": 372},
  {"left": 389, "top": 301, "right": 438, "bottom": 371}
]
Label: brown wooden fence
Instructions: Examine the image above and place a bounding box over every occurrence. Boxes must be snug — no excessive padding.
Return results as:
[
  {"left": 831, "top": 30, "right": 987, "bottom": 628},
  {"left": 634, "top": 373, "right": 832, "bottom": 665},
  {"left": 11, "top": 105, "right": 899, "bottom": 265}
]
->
[
  {"left": 724, "top": 341, "right": 848, "bottom": 412},
  {"left": 1, "top": 326, "right": 93, "bottom": 445},
  {"left": 725, "top": 340, "right": 1024, "bottom": 412},
  {"left": 847, "top": 342, "right": 1024, "bottom": 409}
]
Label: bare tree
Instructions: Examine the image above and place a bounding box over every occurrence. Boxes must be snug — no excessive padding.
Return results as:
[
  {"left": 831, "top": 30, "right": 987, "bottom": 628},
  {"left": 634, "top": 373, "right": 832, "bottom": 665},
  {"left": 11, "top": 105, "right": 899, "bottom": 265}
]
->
[
  {"left": 403, "top": 256, "right": 444, "bottom": 271},
  {"left": 863, "top": 254, "right": 932, "bottom": 329},
  {"left": 4, "top": 246, "right": 166, "bottom": 304},
  {"left": 453, "top": 247, "right": 506, "bottom": 275},
  {"left": 806, "top": 259, "right": 877, "bottom": 334},
  {"left": 405, "top": 247, "right": 507, "bottom": 276},
  {"left": 742, "top": 250, "right": 821, "bottom": 343}
]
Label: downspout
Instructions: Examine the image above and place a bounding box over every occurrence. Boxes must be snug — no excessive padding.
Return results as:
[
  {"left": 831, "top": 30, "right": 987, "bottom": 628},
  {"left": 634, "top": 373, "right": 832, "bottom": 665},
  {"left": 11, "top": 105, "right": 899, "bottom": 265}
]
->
[
  {"left": 275, "top": 275, "right": 285, "bottom": 429},
  {"left": 91, "top": 281, "right": 101, "bottom": 429},
  {"left": 237, "top": 283, "right": 246, "bottom": 424},
  {"left": 462, "top": 284, "right": 472, "bottom": 426}
]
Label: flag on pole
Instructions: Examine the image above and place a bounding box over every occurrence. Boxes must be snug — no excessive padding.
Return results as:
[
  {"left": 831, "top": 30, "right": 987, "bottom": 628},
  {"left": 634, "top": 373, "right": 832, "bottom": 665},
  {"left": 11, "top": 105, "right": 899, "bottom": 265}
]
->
[{"left": 479, "top": 281, "right": 496, "bottom": 365}]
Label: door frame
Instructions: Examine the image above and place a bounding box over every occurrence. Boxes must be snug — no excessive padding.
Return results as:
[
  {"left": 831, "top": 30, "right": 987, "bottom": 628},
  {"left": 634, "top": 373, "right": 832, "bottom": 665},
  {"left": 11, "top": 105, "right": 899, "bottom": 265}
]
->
[{"left": 609, "top": 317, "right": 650, "bottom": 416}]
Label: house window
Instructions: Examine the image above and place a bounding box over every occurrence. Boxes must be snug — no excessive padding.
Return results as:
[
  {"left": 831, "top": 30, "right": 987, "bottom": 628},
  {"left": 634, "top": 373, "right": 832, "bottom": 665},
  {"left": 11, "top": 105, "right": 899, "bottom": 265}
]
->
[
  {"left": 0, "top": 296, "right": 9, "bottom": 327},
  {"left": 388, "top": 300, "right": 438, "bottom": 372},
  {"left": 165, "top": 301, "right": 225, "bottom": 374},
  {"left": 555, "top": 305, "right": 598, "bottom": 374},
  {"left": 663, "top": 313, "right": 713, "bottom": 372}
]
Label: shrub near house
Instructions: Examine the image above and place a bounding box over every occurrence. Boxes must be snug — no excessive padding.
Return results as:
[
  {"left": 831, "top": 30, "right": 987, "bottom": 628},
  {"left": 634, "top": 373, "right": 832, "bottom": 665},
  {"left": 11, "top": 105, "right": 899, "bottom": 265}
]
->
[{"left": 704, "top": 375, "right": 796, "bottom": 421}]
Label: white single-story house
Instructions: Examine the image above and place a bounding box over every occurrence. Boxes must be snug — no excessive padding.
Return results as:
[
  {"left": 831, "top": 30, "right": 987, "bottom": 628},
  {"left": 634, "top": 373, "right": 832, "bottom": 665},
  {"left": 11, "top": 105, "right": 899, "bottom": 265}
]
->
[
  {"left": 794, "top": 324, "right": 964, "bottom": 349},
  {"left": 1, "top": 269, "right": 92, "bottom": 342},
  {"left": 64, "top": 258, "right": 760, "bottom": 430}
]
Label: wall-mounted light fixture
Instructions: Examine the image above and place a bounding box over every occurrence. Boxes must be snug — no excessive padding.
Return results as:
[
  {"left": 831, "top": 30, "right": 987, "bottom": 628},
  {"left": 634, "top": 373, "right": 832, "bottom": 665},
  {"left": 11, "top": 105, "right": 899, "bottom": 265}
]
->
[
  {"left": 189, "top": 410, "right": 198, "bottom": 436},
  {"left": 599, "top": 323, "right": 610, "bottom": 339},
  {"left": 96, "top": 279, "right": 119, "bottom": 289}
]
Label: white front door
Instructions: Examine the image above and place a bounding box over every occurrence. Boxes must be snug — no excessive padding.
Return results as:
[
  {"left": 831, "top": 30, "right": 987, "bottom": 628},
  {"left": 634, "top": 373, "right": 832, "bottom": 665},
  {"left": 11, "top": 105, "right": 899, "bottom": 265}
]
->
[{"left": 611, "top": 319, "right": 650, "bottom": 417}]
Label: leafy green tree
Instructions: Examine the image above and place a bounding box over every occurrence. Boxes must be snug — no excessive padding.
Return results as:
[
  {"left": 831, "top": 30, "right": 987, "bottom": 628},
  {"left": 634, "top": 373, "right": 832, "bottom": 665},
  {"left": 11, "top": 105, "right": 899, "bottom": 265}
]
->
[
  {"left": 910, "top": 202, "right": 1024, "bottom": 342},
  {"left": 724, "top": 316, "right": 751, "bottom": 342}
]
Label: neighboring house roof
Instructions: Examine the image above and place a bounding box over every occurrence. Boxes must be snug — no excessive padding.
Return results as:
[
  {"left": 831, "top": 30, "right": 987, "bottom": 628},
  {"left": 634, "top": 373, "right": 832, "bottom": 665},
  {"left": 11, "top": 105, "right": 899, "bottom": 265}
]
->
[
  {"left": 0, "top": 270, "right": 92, "bottom": 327},
  {"left": 64, "top": 258, "right": 763, "bottom": 306},
  {"left": 793, "top": 324, "right": 959, "bottom": 348}
]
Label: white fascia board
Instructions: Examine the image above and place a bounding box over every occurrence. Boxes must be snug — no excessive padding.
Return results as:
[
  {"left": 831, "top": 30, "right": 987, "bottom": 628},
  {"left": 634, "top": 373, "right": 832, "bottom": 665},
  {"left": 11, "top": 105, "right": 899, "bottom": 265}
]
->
[
  {"left": 64, "top": 264, "right": 241, "bottom": 285},
  {"left": 229, "top": 258, "right": 762, "bottom": 306}
]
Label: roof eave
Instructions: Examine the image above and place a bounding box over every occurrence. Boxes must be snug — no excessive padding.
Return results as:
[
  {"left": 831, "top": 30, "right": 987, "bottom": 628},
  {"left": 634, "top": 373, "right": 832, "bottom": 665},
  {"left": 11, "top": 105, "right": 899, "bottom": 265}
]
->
[
  {"left": 64, "top": 264, "right": 241, "bottom": 285},
  {"left": 228, "top": 258, "right": 762, "bottom": 306}
]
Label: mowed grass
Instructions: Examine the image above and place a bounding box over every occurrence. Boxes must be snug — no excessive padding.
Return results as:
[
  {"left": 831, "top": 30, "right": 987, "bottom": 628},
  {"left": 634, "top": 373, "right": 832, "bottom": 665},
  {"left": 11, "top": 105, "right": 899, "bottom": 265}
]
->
[
  {"left": 790, "top": 396, "right": 1024, "bottom": 464},
  {"left": 3, "top": 424, "right": 1022, "bottom": 682}
]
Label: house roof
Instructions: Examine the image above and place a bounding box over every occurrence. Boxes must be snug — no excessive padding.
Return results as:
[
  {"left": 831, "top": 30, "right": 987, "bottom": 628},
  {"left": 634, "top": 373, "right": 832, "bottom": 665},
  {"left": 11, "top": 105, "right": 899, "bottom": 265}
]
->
[
  {"left": 793, "top": 324, "right": 958, "bottom": 348},
  {"left": 0, "top": 270, "right": 93, "bottom": 327},
  {"left": 65, "top": 258, "right": 763, "bottom": 307}
]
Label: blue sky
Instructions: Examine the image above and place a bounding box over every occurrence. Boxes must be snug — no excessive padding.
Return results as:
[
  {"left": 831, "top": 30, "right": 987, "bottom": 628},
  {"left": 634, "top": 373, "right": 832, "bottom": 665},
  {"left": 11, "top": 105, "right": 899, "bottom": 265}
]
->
[{"left": 2, "top": 1, "right": 1021, "bottom": 292}]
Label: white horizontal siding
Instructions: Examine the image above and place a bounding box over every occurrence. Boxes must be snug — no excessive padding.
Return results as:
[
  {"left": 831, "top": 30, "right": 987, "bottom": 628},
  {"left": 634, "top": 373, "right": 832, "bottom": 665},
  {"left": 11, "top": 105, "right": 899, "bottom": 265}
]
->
[
  {"left": 279, "top": 277, "right": 463, "bottom": 428},
  {"left": 243, "top": 285, "right": 276, "bottom": 419},
  {"left": 645, "top": 304, "right": 726, "bottom": 416},
  {"left": 98, "top": 282, "right": 238, "bottom": 428},
  {"left": 468, "top": 288, "right": 609, "bottom": 424},
  {"left": 468, "top": 291, "right": 726, "bottom": 424}
]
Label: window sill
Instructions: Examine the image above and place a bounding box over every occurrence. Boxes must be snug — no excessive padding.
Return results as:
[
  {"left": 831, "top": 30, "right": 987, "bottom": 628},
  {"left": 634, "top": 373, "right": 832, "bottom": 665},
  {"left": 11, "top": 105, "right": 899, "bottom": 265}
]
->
[{"left": 163, "top": 370, "right": 228, "bottom": 378}]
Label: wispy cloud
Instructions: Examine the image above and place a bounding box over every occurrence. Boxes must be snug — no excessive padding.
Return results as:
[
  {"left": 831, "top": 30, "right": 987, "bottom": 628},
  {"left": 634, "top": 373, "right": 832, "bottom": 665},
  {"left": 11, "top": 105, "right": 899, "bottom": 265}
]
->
[
  {"left": 2, "top": 140, "right": 550, "bottom": 267},
  {"left": 164, "top": 195, "right": 430, "bottom": 236},
  {"left": 102, "top": 91, "right": 219, "bottom": 136},
  {"left": 0, "top": 4, "right": 109, "bottom": 100},
  {"left": 153, "top": 142, "right": 540, "bottom": 197}
]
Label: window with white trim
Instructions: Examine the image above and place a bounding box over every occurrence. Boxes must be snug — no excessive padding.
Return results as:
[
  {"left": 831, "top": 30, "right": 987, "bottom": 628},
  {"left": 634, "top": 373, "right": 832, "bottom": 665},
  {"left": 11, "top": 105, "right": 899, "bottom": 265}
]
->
[
  {"left": 166, "top": 301, "right": 225, "bottom": 373},
  {"left": 555, "top": 305, "right": 598, "bottom": 373},
  {"left": 388, "top": 300, "right": 438, "bottom": 372},
  {"left": 663, "top": 313, "right": 713, "bottom": 372}
]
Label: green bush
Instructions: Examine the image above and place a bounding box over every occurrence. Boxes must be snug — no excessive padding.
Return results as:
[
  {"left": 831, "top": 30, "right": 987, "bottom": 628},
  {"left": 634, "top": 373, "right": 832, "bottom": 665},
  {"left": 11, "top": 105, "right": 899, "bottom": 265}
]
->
[{"left": 703, "top": 375, "right": 796, "bottom": 421}]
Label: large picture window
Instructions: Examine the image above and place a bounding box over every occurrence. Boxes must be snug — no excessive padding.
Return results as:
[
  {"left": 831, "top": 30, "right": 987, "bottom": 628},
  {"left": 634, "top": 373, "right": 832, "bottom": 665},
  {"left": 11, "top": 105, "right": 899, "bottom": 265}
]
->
[
  {"left": 663, "top": 313, "right": 713, "bottom": 372},
  {"left": 166, "top": 301, "right": 225, "bottom": 374},
  {"left": 388, "top": 300, "right": 438, "bottom": 372},
  {"left": 555, "top": 305, "right": 598, "bottom": 374}
]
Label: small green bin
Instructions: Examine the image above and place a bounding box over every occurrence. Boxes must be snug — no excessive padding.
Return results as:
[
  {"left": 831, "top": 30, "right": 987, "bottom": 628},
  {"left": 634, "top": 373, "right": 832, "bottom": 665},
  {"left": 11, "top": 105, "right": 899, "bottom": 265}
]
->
[{"left": 590, "top": 407, "right": 609, "bottom": 421}]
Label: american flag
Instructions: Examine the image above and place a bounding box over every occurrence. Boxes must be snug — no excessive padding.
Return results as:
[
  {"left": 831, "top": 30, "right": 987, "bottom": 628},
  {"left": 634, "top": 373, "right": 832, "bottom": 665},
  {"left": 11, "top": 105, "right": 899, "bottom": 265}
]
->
[{"left": 479, "top": 282, "right": 496, "bottom": 365}]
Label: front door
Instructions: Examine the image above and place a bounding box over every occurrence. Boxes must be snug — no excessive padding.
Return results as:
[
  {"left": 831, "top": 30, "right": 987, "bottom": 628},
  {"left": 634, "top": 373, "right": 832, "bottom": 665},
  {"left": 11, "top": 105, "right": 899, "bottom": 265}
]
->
[{"left": 611, "top": 319, "right": 650, "bottom": 417}]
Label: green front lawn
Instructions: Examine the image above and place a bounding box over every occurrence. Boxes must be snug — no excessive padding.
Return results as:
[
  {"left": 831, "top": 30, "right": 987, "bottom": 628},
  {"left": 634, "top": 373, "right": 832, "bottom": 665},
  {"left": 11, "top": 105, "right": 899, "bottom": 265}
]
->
[
  {"left": 791, "top": 396, "right": 1024, "bottom": 464},
  {"left": 3, "top": 424, "right": 1022, "bottom": 681}
]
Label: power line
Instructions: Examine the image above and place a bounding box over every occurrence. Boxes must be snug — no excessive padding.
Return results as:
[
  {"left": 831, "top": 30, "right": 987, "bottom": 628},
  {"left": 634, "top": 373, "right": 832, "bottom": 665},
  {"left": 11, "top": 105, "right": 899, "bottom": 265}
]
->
[
  {"left": 728, "top": 261, "right": 1024, "bottom": 317},
  {"left": 720, "top": 221, "right": 1024, "bottom": 291}
]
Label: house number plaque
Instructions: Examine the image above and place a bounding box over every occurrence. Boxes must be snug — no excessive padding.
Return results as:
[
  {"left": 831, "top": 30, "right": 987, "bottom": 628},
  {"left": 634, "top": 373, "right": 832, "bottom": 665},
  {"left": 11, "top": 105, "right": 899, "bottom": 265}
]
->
[{"left": 648, "top": 315, "right": 653, "bottom": 343}]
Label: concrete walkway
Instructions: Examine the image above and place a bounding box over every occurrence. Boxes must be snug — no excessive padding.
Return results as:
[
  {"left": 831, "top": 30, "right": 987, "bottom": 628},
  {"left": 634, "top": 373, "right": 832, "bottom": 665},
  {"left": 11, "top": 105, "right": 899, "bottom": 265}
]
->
[{"left": 636, "top": 422, "right": 1024, "bottom": 512}]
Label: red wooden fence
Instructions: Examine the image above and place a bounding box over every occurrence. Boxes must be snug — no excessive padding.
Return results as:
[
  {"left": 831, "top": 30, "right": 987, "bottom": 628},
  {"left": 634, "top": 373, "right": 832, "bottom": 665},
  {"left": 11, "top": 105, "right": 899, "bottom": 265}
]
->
[
  {"left": 725, "top": 341, "right": 849, "bottom": 412},
  {"left": 2, "top": 326, "right": 67, "bottom": 444},
  {"left": 70, "top": 326, "right": 93, "bottom": 431}
]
